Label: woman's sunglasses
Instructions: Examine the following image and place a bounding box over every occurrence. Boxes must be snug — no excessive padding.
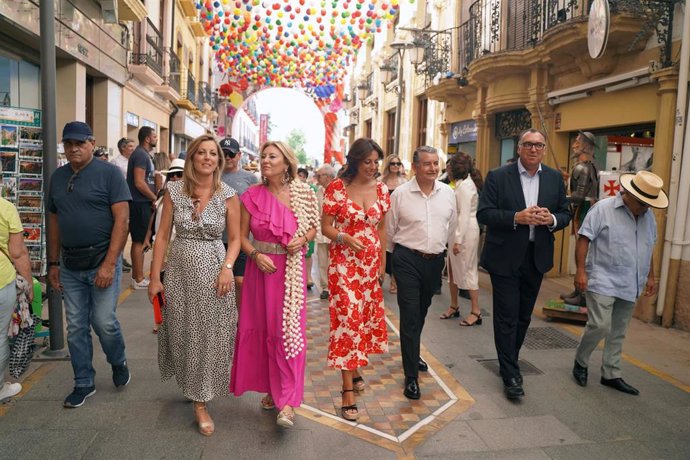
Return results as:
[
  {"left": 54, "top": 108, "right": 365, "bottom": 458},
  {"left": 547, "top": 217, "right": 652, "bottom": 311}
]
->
[
  {"left": 167, "top": 171, "right": 183, "bottom": 179},
  {"left": 389, "top": 162, "right": 402, "bottom": 166}
]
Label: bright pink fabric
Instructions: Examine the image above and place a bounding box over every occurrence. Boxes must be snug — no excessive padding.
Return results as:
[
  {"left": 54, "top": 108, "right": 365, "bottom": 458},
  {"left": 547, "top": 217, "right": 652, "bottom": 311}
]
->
[{"left": 229, "top": 185, "right": 307, "bottom": 410}]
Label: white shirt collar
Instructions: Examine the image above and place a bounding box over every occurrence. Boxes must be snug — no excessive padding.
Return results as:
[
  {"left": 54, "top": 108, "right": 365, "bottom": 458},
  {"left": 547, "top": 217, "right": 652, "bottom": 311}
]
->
[{"left": 517, "top": 158, "right": 542, "bottom": 176}]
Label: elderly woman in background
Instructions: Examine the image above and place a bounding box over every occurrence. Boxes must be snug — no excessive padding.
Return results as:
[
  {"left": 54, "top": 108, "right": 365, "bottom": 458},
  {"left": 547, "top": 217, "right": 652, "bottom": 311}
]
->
[
  {"left": 0, "top": 197, "right": 33, "bottom": 401},
  {"left": 380, "top": 154, "right": 407, "bottom": 294},
  {"left": 440, "top": 152, "right": 483, "bottom": 326},
  {"left": 148, "top": 134, "right": 241, "bottom": 436},
  {"left": 322, "top": 138, "right": 390, "bottom": 422},
  {"left": 230, "top": 141, "right": 318, "bottom": 428}
]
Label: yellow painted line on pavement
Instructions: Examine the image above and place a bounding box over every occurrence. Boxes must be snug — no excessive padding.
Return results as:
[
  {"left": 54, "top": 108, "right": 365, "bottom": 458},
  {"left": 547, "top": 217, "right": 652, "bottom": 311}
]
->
[
  {"left": 547, "top": 317, "right": 690, "bottom": 393},
  {"left": 0, "top": 363, "right": 55, "bottom": 416}
]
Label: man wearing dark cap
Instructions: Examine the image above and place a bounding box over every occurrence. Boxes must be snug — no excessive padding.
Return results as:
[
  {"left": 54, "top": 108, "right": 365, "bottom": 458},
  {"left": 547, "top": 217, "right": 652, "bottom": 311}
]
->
[
  {"left": 47, "top": 121, "right": 132, "bottom": 408},
  {"left": 562, "top": 131, "right": 599, "bottom": 305},
  {"left": 219, "top": 137, "right": 257, "bottom": 307},
  {"left": 572, "top": 171, "right": 668, "bottom": 395}
]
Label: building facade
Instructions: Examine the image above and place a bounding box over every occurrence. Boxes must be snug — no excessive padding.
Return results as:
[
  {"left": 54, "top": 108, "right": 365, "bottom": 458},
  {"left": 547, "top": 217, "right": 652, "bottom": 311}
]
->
[{"left": 349, "top": 0, "right": 690, "bottom": 330}]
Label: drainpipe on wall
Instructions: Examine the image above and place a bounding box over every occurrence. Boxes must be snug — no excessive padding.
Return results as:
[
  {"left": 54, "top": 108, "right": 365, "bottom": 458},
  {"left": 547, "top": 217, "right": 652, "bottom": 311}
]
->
[
  {"left": 657, "top": 0, "right": 690, "bottom": 325},
  {"left": 169, "top": 101, "right": 179, "bottom": 156}
]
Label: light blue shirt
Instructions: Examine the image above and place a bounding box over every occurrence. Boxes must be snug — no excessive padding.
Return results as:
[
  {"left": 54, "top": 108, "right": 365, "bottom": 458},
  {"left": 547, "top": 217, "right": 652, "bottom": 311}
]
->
[
  {"left": 517, "top": 159, "right": 557, "bottom": 241},
  {"left": 578, "top": 193, "right": 657, "bottom": 302}
]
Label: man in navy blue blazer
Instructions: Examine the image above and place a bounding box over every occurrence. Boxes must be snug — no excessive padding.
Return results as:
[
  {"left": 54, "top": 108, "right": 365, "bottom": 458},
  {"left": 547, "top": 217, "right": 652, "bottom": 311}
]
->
[{"left": 477, "top": 128, "right": 571, "bottom": 400}]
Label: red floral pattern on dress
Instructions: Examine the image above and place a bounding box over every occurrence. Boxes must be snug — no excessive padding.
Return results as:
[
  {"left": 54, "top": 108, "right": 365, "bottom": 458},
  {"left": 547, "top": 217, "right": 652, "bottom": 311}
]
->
[{"left": 323, "top": 178, "right": 390, "bottom": 370}]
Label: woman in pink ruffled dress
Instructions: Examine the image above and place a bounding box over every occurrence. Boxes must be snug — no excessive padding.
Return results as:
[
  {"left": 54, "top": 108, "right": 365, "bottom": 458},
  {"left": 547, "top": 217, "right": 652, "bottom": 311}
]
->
[{"left": 230, "top": 141, "right": 318, "bottom": 428}]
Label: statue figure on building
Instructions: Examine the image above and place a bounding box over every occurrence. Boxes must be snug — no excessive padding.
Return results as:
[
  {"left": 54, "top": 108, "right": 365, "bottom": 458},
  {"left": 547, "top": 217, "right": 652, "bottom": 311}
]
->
[{"left": 561, "top": 131, "right": 599, "bottom": 306}]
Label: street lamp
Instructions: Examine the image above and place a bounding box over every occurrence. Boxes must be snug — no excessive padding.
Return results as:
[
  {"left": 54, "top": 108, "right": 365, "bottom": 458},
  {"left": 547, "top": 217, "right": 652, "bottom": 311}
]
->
[{"left": 388, "top": 37, "right": 413, "bottom": 157}]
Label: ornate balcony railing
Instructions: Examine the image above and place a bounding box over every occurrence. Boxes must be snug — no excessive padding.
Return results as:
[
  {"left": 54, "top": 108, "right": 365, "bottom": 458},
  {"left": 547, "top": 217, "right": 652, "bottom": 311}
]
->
[
  {"left": 166, "top": 49, "right": 181, "bottom": 94},
  {"left": 457, "top": 0, "right": 663, "bottom": 71},
  {"left": 186, "top": 70, "right": 197, "bottom": 106},
  {"left": 365, "top": 72, "right": 374, "bottom": 98},
  {"left": 198, "top": 82, "right": 213, "bottom": 107},
  {"left": 411, "top": 28, "right": 452, "bottom": 85},
  {"left": 130, "top": 18, "right": 164, "bottom": 77}
]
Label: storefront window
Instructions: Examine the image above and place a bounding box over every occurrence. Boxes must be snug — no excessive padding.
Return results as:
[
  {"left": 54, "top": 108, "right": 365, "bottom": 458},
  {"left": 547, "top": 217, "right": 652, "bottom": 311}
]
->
[{"left": 0, "top": 54, "right": 40, "bottom": 109}]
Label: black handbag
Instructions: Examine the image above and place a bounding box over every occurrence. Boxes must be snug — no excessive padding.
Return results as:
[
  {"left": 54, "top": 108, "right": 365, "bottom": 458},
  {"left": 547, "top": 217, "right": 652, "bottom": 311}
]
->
[
  {"left": 9, "top": 312, "right": 40, "bottom": 379},
  {"left": 62, "top": 242, "right": 110, "bottom": 271}
]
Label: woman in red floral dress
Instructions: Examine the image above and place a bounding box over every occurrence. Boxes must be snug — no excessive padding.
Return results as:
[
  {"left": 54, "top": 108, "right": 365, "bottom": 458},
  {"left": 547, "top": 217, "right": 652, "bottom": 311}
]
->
[{"left": 321, "top": 138, "right": 390, "bottom": 422}]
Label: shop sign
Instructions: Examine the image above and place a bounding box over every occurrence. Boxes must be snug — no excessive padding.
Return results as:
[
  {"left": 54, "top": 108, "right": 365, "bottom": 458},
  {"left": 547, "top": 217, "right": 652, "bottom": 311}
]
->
[
  {"left": 142, "top": 119, "right": 158, "bottom": 130},
  {"left": 0, "top": 107, "right": 41, "bottom": 127},
  {"left": 449, "top": 120, "right": 477, "bottom": 144},
  {"left": 126, "top": 112, "right": 139, "bottom": 127}
]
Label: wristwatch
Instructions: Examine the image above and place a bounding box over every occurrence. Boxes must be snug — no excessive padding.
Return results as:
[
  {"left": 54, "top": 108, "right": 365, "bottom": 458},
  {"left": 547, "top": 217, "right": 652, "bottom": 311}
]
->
[{"left": 224, "top": 262, "right": 233, "bottom": 270}]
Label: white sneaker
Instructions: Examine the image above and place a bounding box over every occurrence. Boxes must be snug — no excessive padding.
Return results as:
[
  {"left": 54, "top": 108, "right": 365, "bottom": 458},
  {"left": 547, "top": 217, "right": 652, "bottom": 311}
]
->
[
  {"left": 0, "top": 382, "right": 22, "bottom": 401},
  {"left": 131, "top": 277, "right": 150, "bottom": 289}
]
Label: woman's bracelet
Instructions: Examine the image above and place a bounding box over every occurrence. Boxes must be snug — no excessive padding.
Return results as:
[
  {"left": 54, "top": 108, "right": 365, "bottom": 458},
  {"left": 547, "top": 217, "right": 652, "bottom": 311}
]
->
[
  {"left": 249, "top": 249, "right": 260, "bottom": 260},
  {"left": 335, "top": 232, "right": 345, "bottom": 244}
]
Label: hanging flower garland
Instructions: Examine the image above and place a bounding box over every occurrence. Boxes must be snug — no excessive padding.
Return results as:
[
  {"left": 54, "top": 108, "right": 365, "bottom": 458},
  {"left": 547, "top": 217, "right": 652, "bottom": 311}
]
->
[{"left": 282, "top": 179, "right": 319, "bottom": 358}]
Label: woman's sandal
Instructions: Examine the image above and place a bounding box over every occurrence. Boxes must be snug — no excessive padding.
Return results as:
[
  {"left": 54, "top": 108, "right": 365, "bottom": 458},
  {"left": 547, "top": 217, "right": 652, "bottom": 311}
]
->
[
  {"left": 193, "top": 402, "right": 214, "bottom": 436},
  {"left": 459, "top": 312, "right": 483, "bottom": 327},
  {"left": 276, "top": 406, "right": 295, "bottom": 428},
  {"left": 353, "top": 376, "right": 365, "bottom": 392},
  {"left": 440, "top": 306, "right": 460, "bottom": 319},
  {"left": 340, "top": 389, "right": 359, "bottom": 421},
  {"left": 260, "top": 394, "right": 275, "bottom": 410}
]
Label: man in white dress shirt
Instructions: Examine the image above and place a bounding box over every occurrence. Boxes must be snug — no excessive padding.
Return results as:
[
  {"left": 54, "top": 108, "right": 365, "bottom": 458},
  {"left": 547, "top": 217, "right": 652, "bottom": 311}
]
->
[
  {"left": 314, "top": 164, "right": 336, "bottom": 299},
  {"left": 387, "top": 146, "right": 457, "bottom": 399}
]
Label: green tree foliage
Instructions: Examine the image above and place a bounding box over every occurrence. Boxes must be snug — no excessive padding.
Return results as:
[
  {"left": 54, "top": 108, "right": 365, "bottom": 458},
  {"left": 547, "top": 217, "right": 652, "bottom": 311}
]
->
[{"left": 285, "top": 129, "right": 308, "bottom": 164}]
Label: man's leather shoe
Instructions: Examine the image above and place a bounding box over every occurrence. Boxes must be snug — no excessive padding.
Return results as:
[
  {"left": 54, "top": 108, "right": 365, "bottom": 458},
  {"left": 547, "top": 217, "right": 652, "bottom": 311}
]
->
[
  {"left": 600, "top": 377, "right": 639, "bottom": 395},
  {"left": 516, "top": 374, "right": 523, "bottom": 385},
  {"left": 403, "top": 377, "right": 420, "bottom": 400},
  {"left": 503, "top": 378, "right": 525, "bottom": 400},
  {"left": 572, "top": 360, "right": 588, "bottom": 386},
  {"left": 418, "top": 358, "right": 428, "bottom": 372}
]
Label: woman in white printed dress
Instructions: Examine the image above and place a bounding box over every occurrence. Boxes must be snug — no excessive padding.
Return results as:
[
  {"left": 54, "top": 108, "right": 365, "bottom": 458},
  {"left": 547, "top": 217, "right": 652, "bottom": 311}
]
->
[{"left": 148, "top": 134, "right": 241, "bottom": 437}]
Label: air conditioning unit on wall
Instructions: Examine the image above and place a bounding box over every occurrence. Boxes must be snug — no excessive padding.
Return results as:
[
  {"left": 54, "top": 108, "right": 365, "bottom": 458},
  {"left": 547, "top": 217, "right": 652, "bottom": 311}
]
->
[{"left": 99, "top": 0, "right": 119, "bottom": 24}]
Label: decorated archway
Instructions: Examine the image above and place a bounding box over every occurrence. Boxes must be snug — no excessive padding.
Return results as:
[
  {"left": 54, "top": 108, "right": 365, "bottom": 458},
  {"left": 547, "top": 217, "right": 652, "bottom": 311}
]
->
[{"left": 197, "top": 0, "right": 401, "bottom": 164}]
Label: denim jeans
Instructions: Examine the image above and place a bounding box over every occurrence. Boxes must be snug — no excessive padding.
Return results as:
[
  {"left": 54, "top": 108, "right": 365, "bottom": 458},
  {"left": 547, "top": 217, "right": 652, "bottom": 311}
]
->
[
  {"left": 0, "top": 280, "right": 17, "bottom": 380},
  {"left": 61, "top": 257, "right": 126, "bottom": 388}
]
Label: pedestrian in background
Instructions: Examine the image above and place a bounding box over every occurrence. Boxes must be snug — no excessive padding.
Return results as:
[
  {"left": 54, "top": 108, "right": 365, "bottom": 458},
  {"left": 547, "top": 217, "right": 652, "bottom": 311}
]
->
[
  {"left": 148, "top": 134, "right": 241, "bottom": 436},
  {"left": 380, "top": 154, "right": 407, "bottom": 294},
  {"left": 93, "top": 147, "right": 109, "bottom": 161},
  {"left": 387, "top": 145, "right": 456, "bottom": 400},
  {"left": 314, "top": 164, "right": 336, "bottom": 300},
  {"left": 572, "top": 171, "right": 667, "bottom": 396},
  {"left": 112, "top": 137, "right": 134, "bottom": 179},
  {"left": 0, "top": 197, "right": 33, "bottom": 402},
  {"left": 322, "top": 138, "right": 390, "bottom": 421},
  {"left": 47, "top": 121, "right": 131, "bottom": 408},
  {"left": 127, "top": 126, "right": 158, "bottom": 290},
  {"left": 230, "top": 141, "right": 318, "bottom": 428},
  {"left": 152, "top": 151, "right": 171, "bottom": 193},
  {"left": 477, "top": 128, "right": 570, "bottom": 401},
  {"left": 441, "top": 152, "right": 483, "bottom": 326},
  {"left": 220, "top": 137, "right": 258, "bottom": 310}
]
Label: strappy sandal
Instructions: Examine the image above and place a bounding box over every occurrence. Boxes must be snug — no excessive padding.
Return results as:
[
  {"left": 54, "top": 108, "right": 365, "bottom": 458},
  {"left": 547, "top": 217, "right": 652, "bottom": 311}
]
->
[
  {"left": 340, "top": 389, "right": 359, "bottom": 421},
  {"left": 276, "top": 406, "right": 295, "bottom": 428},
  {"left": 440, "top": 306, "right": 460, "bottom": 319},
  {"left": 193, "top": 402, "right": 214, "bottom": 436},
  {"left": 460, "top": 312, "right": 483, "bottom": 326},
  {"left": 260, "top": 394, "right": 275, "bottom": 410},
  {"left": 352, "top": 376, "right": 365, "bottom": 392}
]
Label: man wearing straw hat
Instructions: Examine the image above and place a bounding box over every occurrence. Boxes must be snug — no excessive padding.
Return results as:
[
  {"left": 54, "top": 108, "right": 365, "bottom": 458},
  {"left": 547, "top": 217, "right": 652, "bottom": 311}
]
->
[{"left": 572, "top": 171, "right": 668, "bottom": 395}]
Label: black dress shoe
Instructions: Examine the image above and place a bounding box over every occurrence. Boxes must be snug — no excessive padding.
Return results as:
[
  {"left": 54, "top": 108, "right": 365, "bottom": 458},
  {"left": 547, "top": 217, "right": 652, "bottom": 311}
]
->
[
  {"left": 418, "top": 358, "right": 428, "bottom": 372},
  {"left": 572, "top": 360, "right": 588, "bottom": 387},
  {"left": 403, "top": 377, "right": 420, "bottom": 400},
  {"left": 600, "top": 377, "right": 639, "bottom": 395},
  {"left": 503, "top": 378, "right": 525, "bottom": 400}
]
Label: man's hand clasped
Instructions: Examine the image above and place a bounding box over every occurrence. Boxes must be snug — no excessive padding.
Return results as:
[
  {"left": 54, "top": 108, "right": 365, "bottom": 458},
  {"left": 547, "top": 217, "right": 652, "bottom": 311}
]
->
[{"left": 515, "top": 206, "right": 554, "bottom": 226}]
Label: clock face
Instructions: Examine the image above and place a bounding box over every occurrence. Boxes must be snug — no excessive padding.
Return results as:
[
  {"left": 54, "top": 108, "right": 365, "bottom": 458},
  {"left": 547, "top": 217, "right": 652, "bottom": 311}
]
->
[{"left": 588, "top": 0, "right": 610, "bottom": 59}]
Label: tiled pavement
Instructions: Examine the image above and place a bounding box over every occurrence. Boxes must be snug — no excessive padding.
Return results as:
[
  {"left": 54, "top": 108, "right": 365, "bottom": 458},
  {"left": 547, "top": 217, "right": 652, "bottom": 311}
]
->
[{"left": 300, "top": 298, "right": 473, "bottom": 450}]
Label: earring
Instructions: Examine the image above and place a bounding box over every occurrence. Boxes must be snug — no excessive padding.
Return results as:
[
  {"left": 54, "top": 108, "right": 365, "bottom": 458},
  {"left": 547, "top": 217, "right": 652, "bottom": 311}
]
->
[
  {"left": 261, "top": 175, "right": 268, "bottom": 185},
  {"left": 281, "top": 170, "right": 289, "bottom": 185}
]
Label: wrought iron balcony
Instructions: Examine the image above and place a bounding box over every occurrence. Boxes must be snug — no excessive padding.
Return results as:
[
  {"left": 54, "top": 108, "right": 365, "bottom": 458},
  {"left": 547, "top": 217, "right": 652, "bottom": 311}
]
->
[
  {"left": 186, "top": 70, "right": 197, "bottom": 106},
  {"left": 130, "top": 18, "right": 164, "bottom": 78},
  {"left": 198, "top": 82, "right": 213, "bottom": 107},
  {"left": 365, "top": 72, "right": 374, "bottom": 98},
  {"left": 408, "top": 29, "right": 452, "bottom": 85},
  {"left": 457, "top": 0, "right": 660, "bottom": 71},
  {"left": 166, "top": 50, "right": 181, "bottom": 94}
]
